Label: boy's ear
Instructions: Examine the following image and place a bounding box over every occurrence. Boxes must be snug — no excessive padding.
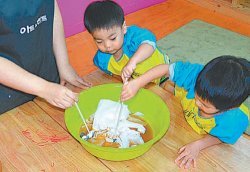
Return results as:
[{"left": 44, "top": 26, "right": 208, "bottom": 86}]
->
[{"left": 122, "top": 21, "right": 127, "bottom": 34}]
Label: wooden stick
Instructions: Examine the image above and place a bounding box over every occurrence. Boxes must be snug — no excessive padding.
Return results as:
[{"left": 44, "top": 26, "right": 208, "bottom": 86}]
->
[{"left": 75, "top": 102, "right": 90, "bottom": 133}]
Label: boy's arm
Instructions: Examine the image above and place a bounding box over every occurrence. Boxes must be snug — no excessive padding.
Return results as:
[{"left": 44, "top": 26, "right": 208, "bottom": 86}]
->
[
  {"left": 121, "top": 26, "right": 156, "bottom": 81},
  {"left": 53, "top": 0, "right": 91, "bottom": 88},
  {"left": 122, "top": 43, "right": 154, "bottom": 81},
  {"left": 0, "top": 57, "right": 77, "bottom": 109},
  {"left": 121, "top": 64, "right": 169, "bottom": 101},
  {"left": 175, "top": 135, "right": 222, "bottom": 169},
  {"left": 136, "top": 64, "right": 170, "bottom": 87},
  {"left": 130, "top": 44, "right": 154, "bottom": 65}
]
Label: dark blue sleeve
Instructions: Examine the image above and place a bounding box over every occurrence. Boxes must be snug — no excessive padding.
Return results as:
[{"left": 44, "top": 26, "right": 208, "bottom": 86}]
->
[
  {"left": 93, "top": 50, "right": 112, "bottom": 75},
  {"left": 172, "top": 61, "right": 203, "bottom": 98}
]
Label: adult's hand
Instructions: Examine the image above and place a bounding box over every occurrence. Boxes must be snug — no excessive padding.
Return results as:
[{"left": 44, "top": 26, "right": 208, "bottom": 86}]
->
[{"left": 59, "top": 64, "right": 92, "bottom": 89}]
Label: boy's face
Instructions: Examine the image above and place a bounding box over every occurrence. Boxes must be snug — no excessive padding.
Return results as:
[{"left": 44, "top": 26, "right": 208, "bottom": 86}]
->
[
  {"left": 91, "top": 23, "right": 127, "bottom": 58},
  {"left": 194, "top": 94, "right": 220, "bottom": 117}
]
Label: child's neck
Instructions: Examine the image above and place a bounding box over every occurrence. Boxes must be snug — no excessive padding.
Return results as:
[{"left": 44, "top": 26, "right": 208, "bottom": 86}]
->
[
  {"left": 113, "top": 48, "right": 123, "bottom": 61},
  {"left": 199, "top": 110, "right": 215, "bottom": 118}
]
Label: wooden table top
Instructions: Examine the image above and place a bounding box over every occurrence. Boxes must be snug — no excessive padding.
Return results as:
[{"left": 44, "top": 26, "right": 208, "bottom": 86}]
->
[{"left": 0, "top": 70, "right": 249, "bottom": 171}]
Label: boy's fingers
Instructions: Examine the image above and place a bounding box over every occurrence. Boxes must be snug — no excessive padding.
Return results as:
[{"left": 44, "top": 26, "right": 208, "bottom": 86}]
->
[
  {"left": 175, "top": 155, "right": 182, "bottom": 164},
  {"left": 193, "top": 159, "right": 197, "bottom": 168},
  {"left": 175, "top": 150, "right": 187, "bottom": 163},
  {"left": 178, "top": 146, "right": 186, "bottom": 154},
  {"left": 124, "top": 70, "right": 130, "bottom": 78},
  {"left": 121, "top": 72, "right": 128, "bottom": 82},
  {"left": 121, "top": 90, "right": 126, "bottom": 98},
  {"left": 129, "top": 68, "right": 134, "bottom": 74},
  {"left": 185, "top": 159, "right": 192, "bottom": 169},
  {"left": 121, "top": 92, "right": 131, "bottom": 101},
  {"left": 121, "top": 73, "right": 126, "bottom": 83},
  {"left": 180, "top": 156, "right": 189, "bottom": 168},
  {"left": 123, "top": 95, "right": 131, "bottom": 101},
  {"left": 121, "top": 92, "right": 128, "bottom": 101}
]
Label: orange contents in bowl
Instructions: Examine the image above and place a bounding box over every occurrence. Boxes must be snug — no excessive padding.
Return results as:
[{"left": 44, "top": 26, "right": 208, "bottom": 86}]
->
[{"left": 79, "top": 114, "right": 153, "bottom": 148}]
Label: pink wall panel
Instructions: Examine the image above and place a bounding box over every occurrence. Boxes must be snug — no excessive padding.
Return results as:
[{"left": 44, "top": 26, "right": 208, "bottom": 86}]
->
[{"left": 57, "top": 0, "right": 165, "bottom": 37}]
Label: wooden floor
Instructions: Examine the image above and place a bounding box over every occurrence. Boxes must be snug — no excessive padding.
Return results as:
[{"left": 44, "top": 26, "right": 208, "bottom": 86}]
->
[
  {"left": 2, "top": 1, "right": 249, "bottom": 170},
  {"left": 187, "top": 0, "right": 250, "bottom": 24},
  {"left": 66, "top": 0, "right": 250, "bottom": 77}
]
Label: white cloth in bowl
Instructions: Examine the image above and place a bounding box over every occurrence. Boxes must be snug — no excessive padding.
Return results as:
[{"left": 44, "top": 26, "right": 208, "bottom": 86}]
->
[{"left": 92, "top": 99, "right": 145, "bottom": 148}]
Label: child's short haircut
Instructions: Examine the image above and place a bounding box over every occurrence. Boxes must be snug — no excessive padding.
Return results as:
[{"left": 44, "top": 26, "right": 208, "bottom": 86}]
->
[
  {"left": 84, "top": 0, "right": 124, "bottom": 33},
  {"left": 195, "top": 55, "right": 250, "bottom": 111}
]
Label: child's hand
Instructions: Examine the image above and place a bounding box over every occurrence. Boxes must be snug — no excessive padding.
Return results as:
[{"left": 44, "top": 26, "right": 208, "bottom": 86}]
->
[
  {"left": 59, "top": 64, "right": 92, "bottom": 89},
  {"left": 175, "top": 141, "right": 201, "bottom": 169},
  {"left": 121, "top": 79, "right": 140, "bottom": 101},
  {"left": 121, "top": 62, "right": 136, "bottom": 83},
  {"left": 41, "top": 82, "right": 78, "bottom": 109}
]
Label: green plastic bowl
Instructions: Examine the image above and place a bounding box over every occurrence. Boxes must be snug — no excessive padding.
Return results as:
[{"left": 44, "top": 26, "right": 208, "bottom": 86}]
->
[{"left": 65, "top": 83, "right": 170, "bottom": 161}]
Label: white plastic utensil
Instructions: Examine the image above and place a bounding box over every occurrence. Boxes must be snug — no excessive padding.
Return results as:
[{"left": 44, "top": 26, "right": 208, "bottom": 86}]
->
[
  {"left": 74, "top": 102, "right": 90, "bottom": 133},
  {"left": 114, "top": 79, "right": 128, "bottom": 134}
]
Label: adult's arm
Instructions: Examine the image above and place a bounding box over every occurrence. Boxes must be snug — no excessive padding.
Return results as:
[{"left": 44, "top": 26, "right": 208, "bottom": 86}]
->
[
  {"left": 0, "top": 57, "right": 77, "bottom": 109},
  {"left": 52, "top": 0, "right": 91, "bottom": 88}
]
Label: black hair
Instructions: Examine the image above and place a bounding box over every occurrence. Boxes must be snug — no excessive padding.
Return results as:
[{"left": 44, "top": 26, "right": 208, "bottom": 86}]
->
[
  {"left": 84, "top": 0, "right": 124, "bottom": 33},
  {"left": 195, "top": 55, "right": 250, "bottom": 111}
]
